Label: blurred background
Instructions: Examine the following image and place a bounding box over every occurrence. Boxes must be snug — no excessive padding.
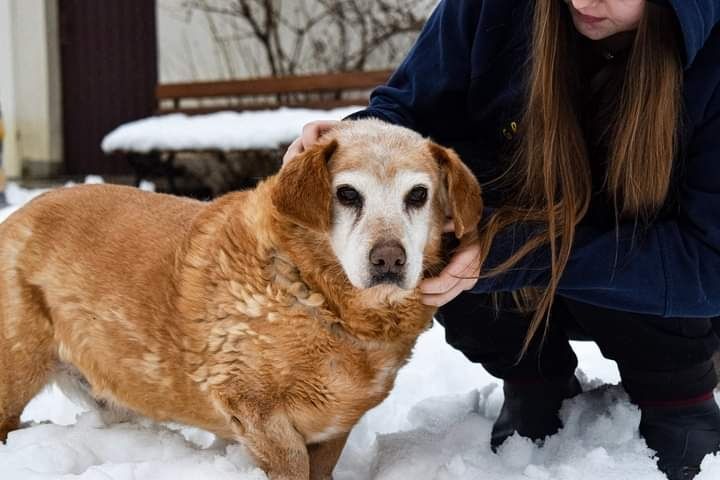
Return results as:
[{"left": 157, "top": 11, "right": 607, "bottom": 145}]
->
[{"left": 0, "top": 0, "right": 434, "bottom": 199}]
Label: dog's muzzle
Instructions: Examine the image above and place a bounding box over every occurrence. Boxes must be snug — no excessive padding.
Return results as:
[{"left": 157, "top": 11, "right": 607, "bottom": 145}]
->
[{"left": 368, "top": 241, "right": 406, "bottom": 286}]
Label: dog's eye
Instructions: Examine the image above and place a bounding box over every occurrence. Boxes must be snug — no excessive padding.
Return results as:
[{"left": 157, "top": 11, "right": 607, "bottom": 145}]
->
[
  {"left": 336, "top": 186, "right": 363, "bottom": 208},
  {"left": 405, "top": 186, "right": 428, "bottom": 208}
]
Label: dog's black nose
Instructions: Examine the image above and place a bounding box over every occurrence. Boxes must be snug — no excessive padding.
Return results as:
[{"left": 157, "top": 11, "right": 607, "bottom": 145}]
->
[{"left": 369, "top": 241, "right": 406, "bottom": 276}]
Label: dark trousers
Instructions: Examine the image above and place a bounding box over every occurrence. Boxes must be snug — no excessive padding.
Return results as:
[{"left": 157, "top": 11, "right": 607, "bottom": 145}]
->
[{"left": 436, "top": 293, "right": 720, "bottom": 403}]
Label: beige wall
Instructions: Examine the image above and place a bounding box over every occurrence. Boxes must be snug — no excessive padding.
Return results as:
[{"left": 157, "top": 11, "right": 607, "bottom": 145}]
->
[
  {"left": 157, "top": 0, "right": 431, "bottom": 83},
  {"left": 0, "top": 0, "right": 62, "bottom": 178},
  {"left": 0, "top": 0, "right": 19, "bottom": 177},
  {"left": 158, "top": 0, "right": 227, "bottom": 82}
]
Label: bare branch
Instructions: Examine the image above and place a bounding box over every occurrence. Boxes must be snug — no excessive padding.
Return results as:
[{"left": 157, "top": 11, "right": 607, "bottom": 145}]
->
[{"left": 181, "top": 0, "right": 434, "bottom": 78}]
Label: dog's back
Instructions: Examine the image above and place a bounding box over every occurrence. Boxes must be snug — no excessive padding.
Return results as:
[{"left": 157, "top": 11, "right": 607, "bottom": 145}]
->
[
  {"left": 0, "top": 185, "right": 206, "bottom": 438},
  {"left": 1, "top": 184, "right": 203, "bottom": 271},
  {"left": 0, "top": 184, "right": 204, "bottom": 324}
]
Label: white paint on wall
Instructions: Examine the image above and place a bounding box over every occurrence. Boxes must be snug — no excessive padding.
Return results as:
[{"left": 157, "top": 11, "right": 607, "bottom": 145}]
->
[
  {"left": 0, "top": 0, "right": 20, "bottom": 177},
  {"left": 157, "top": 1, "right": 229, "bottom": 83},
  {"left": 0, "top": 0, "right": 62, "bottom": 178}
]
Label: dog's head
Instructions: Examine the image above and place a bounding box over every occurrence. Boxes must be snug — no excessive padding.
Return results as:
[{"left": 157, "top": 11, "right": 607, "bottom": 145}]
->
[{"left": 272, "top": 119, "right": 482, "bottom": 296}]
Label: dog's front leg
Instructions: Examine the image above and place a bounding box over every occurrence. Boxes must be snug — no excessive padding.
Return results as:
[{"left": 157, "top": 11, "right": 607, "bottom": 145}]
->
[
  {"left": 308, "top": 432, "right": 349, "bottom": 480},
  {"left": 0, "top": 415, "right": 20, "bottom": 443},
  {"left": 231, "top": 410, "right": 310, "bottom": 480}
]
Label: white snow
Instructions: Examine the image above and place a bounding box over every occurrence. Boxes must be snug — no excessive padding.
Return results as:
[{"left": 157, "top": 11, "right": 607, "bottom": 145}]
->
[
  {"left": 1, "top": 180, "right": 719, "bottom": 480},
  {"left": 100, "top": 107, "right": 362, "bottom": 154}
]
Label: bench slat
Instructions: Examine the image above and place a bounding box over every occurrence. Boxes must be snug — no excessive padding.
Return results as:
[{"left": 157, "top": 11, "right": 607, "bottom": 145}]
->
[
  {"left": 156, "top": 70, "right": 393, "bottom": 100},
  {"left": 157, "top": 98, "right": 366, "bottom": 116}
]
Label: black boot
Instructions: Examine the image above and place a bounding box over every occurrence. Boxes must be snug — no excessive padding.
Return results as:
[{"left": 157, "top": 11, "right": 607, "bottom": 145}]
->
[
  {"left": 491, "top": 376, "right": 582, "bottom": 451},
  {"left": 640, "top": 395, "right": 720, "bottom": 480}
]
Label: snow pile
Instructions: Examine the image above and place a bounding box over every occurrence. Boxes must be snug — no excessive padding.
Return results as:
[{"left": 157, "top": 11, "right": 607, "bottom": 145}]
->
[
  {"left": 368, "top": 386, "right": 663, "bottom": 480},
  {"left": 101, "top": 107, "right": 361, "bottom": 154},
  {"left": 0, "top": 413, "right": 266, "bottom": 480},
  {"left": 7, "top": 324, "right": 716, "bottom": 480},
  {"left": 0, "top": 177, "right": 154, "bottom": 223},
  {"left": 1, "top": 180, "right": 719, "bottom": 479}
]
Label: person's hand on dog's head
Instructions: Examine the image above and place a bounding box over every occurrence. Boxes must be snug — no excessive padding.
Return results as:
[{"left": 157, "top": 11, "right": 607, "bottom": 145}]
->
[{"left": 283, "top": 120, "right": 341, "bottom": 166}]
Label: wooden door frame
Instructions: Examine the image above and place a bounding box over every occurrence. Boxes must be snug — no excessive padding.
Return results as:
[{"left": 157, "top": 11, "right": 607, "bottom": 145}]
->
[{"left": 59, "top": 0, "right": 158, "bottom": 176}]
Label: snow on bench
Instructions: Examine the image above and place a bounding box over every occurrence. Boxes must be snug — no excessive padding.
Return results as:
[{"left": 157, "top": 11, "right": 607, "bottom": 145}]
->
[{"left": 101, "top": 106, "right": 361, "bottom": 154}]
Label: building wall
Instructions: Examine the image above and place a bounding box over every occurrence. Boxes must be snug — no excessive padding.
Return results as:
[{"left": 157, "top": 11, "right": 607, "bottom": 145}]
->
[
  {"left": 0, "top": 0, "right": 62, "bottom": 178},
  {"left": 157, "top": 0, "right": 432, "bottom": 83},
  {"left": 0, "top": 0, "right": 19, "bottom": 177},
  {"left": 158, "top": 0, "right": 227, "bottom": 82}
]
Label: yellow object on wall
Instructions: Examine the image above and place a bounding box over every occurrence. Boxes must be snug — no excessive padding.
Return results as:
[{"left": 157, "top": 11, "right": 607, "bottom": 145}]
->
[
  {"left": 0, "top": 109, "right": 6, "bottom": 196},
  {"left": 0, "top": 109, "right": 4, "bottom": 162}
]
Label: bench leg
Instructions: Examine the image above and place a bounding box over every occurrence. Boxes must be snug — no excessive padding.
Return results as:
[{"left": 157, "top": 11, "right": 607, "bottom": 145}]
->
[{"left": 165, "top": 152, "right": 177, "bottom": 193}]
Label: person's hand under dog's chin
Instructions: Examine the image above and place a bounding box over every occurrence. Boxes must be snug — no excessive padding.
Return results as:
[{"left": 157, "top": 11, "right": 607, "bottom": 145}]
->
[
  {"left": 420, "top": 219, "right": 483, "bottom": 307},
  {"left": 420, "top": 242, "right": 483, "bottom": 307}
]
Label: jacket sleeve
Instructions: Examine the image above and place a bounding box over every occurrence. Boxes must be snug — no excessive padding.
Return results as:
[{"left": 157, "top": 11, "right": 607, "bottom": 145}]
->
[
  {"left": 346, "top": 0, "right": 481, "bottom": 140},
  {"left": 474, "top": 86, "right": 720, "bottom": 318}
]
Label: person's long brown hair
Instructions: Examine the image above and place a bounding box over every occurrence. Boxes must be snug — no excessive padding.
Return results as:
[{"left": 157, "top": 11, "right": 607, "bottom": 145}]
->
[{"left": 475, "top": 0, "right": 683, "bottom": 352}]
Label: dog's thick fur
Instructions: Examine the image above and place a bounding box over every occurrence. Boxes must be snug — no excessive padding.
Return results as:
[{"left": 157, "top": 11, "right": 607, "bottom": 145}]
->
[{"left": 0, "top": 120, "right": 481, "bottom": 479}]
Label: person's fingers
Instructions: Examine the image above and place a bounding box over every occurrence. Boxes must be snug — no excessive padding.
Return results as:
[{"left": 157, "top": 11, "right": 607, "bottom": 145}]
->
[
  {"left": 282, "top": 137, "right": 304, "bottom": 165},
  {"left": 301, "top": 120, "right": 339, "bottom": 148},
  {"left": 284, "top": 121, "right": 341, "bottom": 166},
  {"left": 422, "top": 277, "right": 477, "bottom": 307},
  {"left": 420, "top": 246, "right": 480, "bottom": 294},
  {"left": 420, "top": 269, "right": 463, "bottom": 296}
]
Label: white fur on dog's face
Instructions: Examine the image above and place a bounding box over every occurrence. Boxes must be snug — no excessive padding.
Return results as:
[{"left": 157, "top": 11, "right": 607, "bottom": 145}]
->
[{"left": 330, "top": 170, "right": 433, "bottom": 291}]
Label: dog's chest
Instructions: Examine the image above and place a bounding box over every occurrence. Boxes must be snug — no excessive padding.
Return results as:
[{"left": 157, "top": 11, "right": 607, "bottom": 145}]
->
[
  {"left": 292, "top": 345, "right": 405, "bottom": 443},
  {"left": 202, "top": 274, "right": 415, "bottom": 442}
]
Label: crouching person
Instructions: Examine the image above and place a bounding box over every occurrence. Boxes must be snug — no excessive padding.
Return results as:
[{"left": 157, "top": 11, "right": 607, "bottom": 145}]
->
[{"left": 288, "top": 0, "right": 720, "bottom": 478}]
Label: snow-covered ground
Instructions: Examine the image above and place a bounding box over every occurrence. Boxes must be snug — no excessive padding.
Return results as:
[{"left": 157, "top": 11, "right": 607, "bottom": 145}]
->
[
  {"left": 101, "top": 107, "right": 361, "bottom": 154},
  {"left": 1, "top": 180, "right": 719, "bottom": 480}
]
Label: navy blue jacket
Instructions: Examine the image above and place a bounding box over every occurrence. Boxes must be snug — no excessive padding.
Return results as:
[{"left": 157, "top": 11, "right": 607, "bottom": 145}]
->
[{"left": 350, "top": 0, "right": 720, "bottom": 318}]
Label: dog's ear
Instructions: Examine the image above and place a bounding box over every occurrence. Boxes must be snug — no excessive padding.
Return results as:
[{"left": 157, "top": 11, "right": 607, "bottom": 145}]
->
[
  {"left": 272, "top": 139, "right": 338, "bottom": 231},
  {"left": 429, "top": 142, "right": 482, "bottom": 239}
]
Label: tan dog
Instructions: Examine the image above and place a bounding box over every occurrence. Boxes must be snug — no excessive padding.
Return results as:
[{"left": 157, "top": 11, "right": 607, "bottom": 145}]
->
[{"left": 0, "top": 119, "right": 481, "bottom": 480}]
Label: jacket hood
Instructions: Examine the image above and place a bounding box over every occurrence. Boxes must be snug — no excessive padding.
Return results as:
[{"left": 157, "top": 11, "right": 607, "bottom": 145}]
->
[{"left": 666, "top": 0, "right": 720, "bottom": 66}]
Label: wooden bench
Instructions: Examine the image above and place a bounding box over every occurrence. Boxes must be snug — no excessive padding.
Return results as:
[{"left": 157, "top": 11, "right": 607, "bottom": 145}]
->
[
  {"left": 155, "top": 69, "right": 393, "bottom": 115},
  {"left": 107, "top": 70, "right": 392, "bottom": 197}
]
